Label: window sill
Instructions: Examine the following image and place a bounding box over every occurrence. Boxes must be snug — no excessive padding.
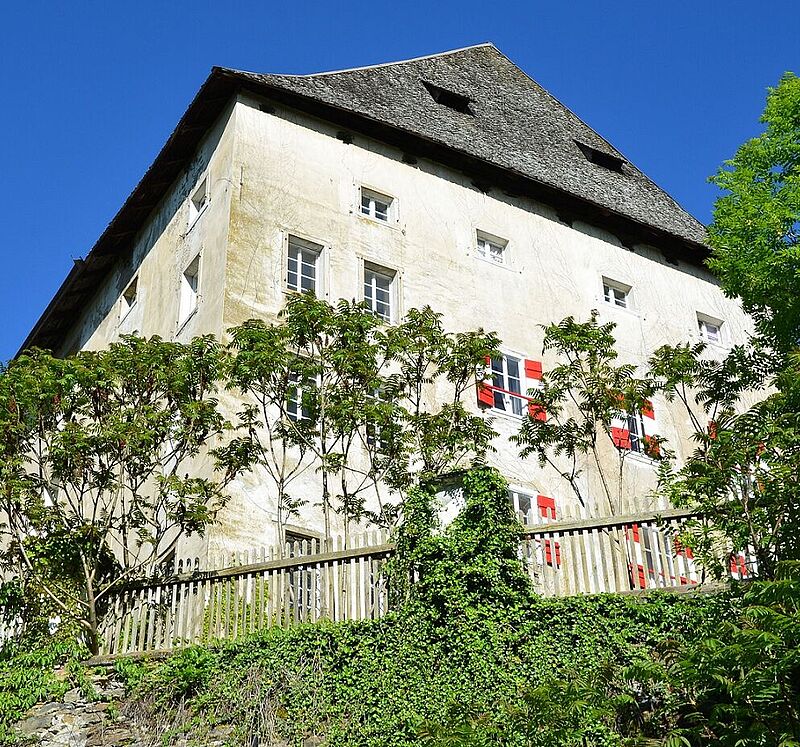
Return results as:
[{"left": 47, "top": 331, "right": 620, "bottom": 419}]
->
[
  {"left": 473, "top": 253, "right": 517, "bottom": 273},
  {"left": 623, "top": 451, "right": 658, "bottom": 468},
  {"left": 354, "top": 212, "right": 401, "bottom": 231},
  {"left": 597, "top": 301, "right": 640, "bottom": 320}
]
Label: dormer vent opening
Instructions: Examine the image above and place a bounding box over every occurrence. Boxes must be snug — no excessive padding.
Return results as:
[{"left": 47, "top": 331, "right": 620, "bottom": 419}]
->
[
  {"left": 575, "top": 141, "right": 625, "bottom": 173},
  {"left": 422, "top": 81, "right": 474, "bottom": 115}
]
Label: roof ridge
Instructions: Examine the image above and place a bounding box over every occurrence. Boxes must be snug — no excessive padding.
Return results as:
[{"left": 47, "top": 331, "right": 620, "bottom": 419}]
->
[{"left": 268, "top": 42, "right": 498, "bottom": 79}]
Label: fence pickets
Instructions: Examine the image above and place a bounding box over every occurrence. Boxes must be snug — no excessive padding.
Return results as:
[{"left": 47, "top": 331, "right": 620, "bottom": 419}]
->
[
  {"left": 0, "top": 513, "right": 755, "bottom": 656},
  {"left": 96, "top": 530, "right": 393, "bottom": 656}
]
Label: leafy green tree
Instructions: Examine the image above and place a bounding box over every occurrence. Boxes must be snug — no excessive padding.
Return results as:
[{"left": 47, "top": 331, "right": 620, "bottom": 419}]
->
[
  {"left": 0, "top": 336, "right": 229, "bottom": 654},
  {"left": 650, "top": 343, "right": 800, "bottom": 580},
  {"left": 513, "top": 312, "right": 658, "bottom": 515},
  {"left": 707, "top": 72, "right": 800, "bottom": 363},
  {"left": 219, "top": 296, "right": 499, "bottom": 542}
]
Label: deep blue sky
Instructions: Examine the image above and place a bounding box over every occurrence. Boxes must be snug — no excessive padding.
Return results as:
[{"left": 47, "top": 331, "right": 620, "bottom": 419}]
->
[{"left": 1, "top": 1, "right": 796, "bottom": 360}]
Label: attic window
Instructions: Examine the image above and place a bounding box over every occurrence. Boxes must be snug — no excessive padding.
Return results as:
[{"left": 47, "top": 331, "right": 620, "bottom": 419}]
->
[
  {"left": 575, "top": 141, "right": 625, "bottom": 173},
  {"left": 422, "top": 81, "right": 473, "bottom": 115}
]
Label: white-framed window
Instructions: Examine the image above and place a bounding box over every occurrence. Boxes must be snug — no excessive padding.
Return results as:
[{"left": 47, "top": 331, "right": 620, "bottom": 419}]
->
[
  {"left": 188, "top": 176, "right": 209, "bottom": 226},
  {"left": 623, "top": 410, "right": 646, "bottom": 454},
  {"left": 602, "top": 277, "right": 631, "bottom": 309},
  {"left": 360, "top": 187, "right": 394, "bottom": 222},
  {"left": 363, "top": 262, "right": 396, "bottom": 322},
  {"left": 178, "top": 255, "right": 200, "bottom": 326},
  {"left": 120, "top": 277, "right": 138, "bottom": 321},
  {"left": 286, "top": 235, "right": 322, "bottom": 295},
  {"left": 509, "top": 489, "right": 533, "bottom": 520},
  {"left": 490, "top": 354, "right": 525, "bottom": 416},
  {"left": 697, "top": 313, "right": 724, "bottom": 344},
  {"left": 476, "top": 230, "right": 507, "bottom": 265},
  {"left": 365, "top": 387, "right": 389, "bottom": 451},
  {"left": 286, "top": 374, "right": 314, "bottom": 422}
]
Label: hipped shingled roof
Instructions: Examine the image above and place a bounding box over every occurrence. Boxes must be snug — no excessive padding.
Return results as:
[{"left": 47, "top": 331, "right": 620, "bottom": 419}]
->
[{"left": 21, "top": 43, "right": 707, "bottom": 353}]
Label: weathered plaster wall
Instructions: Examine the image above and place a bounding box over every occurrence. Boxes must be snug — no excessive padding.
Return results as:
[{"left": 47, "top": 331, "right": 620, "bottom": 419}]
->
[
  {"left": 47, "top": 89, "right": 754, "bottom": 560},
  {"left": 210, "top": 92, "right": 755, "bottom": 554},
  {"left": 59, "top": 101, "right": 237, "bottom": 356}
]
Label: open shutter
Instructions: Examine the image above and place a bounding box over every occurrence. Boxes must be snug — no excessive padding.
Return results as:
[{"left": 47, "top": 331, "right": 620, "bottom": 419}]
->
[
  {"left": 537, "top": 494, "right": 557, "bottom": 520},
  {"left": 477, "top": 355, "right": 494, "bottom": 407},
  {"left": 527, "top": 402, "right": 547, "bottom": 421},
  {"left": 708, "top": 420, "right": 717, "bottom": 439},
  {"left": 524, "top": 359, "right": 543, "bottom": 381},
  {"left": 611, "top": 426, "right": 631, "bottom": 450},
  {"left": 641, "top": 399, "right": 655, "bottom": 420}
]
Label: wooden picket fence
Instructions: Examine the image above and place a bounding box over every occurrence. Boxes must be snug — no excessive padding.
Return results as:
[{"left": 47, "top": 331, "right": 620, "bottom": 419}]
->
[
  {"left": 97, "top": 530, "right": 393, "bottom": 656},
  {"left": 518, "top": 507, "right": 753, "bottom": 596},
  {"left": 1, "top": 511, "right": 753, "bottom": 657}
]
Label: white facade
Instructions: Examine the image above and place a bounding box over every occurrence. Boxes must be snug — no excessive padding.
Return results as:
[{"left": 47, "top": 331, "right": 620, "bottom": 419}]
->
[{"left": 36, "top": 76, "right": 753, "bottom": 562}]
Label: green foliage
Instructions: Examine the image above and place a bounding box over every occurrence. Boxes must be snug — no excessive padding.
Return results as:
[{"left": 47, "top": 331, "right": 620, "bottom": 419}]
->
[
  {"left": 707, "top": 72, "right": 800, "bottom": 361},
  {"left": 651, "top": 342, "right": 800, "bottom": 579},
  {"left": 120, "top": 469, "right": 734, "bottom": 747},
  {"left": 0, "top": 335, "right": 230, "bottom": 652},
  {"left": 513, "top": 312, "right": 657, "bottom": 513},
  {"left": 0, "top": 638, "right": 88, "bottom": 744},
  {"left": 219, "top": 296, "right": 499, "bottom": 537}
]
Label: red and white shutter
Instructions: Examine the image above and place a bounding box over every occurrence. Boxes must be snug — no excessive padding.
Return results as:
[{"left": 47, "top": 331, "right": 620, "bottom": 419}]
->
[
  {"left": 476, "top": 355, "right": 495, "bottom": 407},
  {"left": 641, "top": 400, "right": 660, "bottom": 457},
  {"left": 524, "top": 359, "right": 546, "bottom": 421},
  {"left": 536, "top": 494, "right": 560, "bottom": 567}
]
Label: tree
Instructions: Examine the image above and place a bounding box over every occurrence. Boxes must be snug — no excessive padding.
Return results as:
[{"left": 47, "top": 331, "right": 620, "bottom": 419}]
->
[
  {"left": 650, "top": 342, "right": 800, "bottom": 580},
  {"left": 707, "top": 72, "right": 800, "bottom": 364},
  {"left": 218, "top": 295, "right": 500, "bottom": 543},
  {"left": 0, "top": 336, "right": 229, "bottom": 654},
  {"left": 513, "top": 312, "right": 659, "bottom": 515}
]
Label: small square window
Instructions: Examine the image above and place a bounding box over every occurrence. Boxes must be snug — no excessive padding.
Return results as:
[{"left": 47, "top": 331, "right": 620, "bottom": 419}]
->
[
  {"left": 120, "top": 277, "right": 138, "bottom": 319},
  {"left": 698, "top": 314, "right": 723, "bottom": 344},
  {"left": 178, "top": 255, "right": 200, "bottom": 325},
  {"left": 287, "top": 236, "right": 322, "bottom": 295},
  {"left": 188, "top": 177, "right": 209, "bottom": 225},
  {"left": 602, "top": 278, "right": 631, "bottom": 309},
  {"left": 363, "top": 263, "right": 396, "bottom": 322},
  {"left": 360, "top": 188, "right": 394, "bottom": 222},
  {"left": 476, "top": 230, "right": 507, "bottom": 265}
]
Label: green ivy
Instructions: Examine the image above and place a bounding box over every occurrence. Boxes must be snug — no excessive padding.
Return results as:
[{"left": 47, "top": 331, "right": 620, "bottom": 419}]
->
[{"left": 123, "top": 469, "right": 735, "bottom": 747}]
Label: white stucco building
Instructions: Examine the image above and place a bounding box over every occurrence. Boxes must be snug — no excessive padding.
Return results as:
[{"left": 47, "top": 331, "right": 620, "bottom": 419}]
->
[{"left": 20, "top": 44, "right": 751, "bottom": 563}]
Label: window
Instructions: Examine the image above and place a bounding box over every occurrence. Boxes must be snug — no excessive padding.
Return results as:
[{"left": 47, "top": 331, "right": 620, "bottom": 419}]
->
[
  {"left": 575, "top": 141, "right": 625, "bottom": 173},
  {"left": 178, "top": 255, "right": 200, "bottom": 326},
  {"left": 286, "top": 374, "right": 313, "bottom": 422},
  {"left": 120, "top": 277, "right": 138, "bottom": 320},
  {"left": 286, "top": 236, "right": 322, "bottom": 295},
  {"left": 509, "top": 489, "right": 533, "bottom": 520},
  {"left": 476, "top": 230, "right": 507, "bottom": 265},
  {"left": 365, "top": 388, "right": 390, "bottom": 451},
  {"left": 360, "top": 188, "right": 393, "bottom": 222},
  {"left": 422, "top": 81, "right": 474, "bottom": 115},
  {"left": 479, "top": 355, "right": 544, "bottom": 418},
  {"left": 623, "top": 410, "right": 646, "bottom": 454},
  {"left": 363, "top": 263, "right": 396, "bottom": 321},
  {"left": 490, "top": 355, "right": 525, "bottom": 416},
  {"left": 698, "top": 314, "right": 723, "bottom": 344},
  {"left": 603, "top": 278, "right": 631, "bottom": 309},
  {"left": 611, "top": 399, "right": 658, "bottom": 458},
  {"left": 188, "top": 177, "right": 209, "bottom": 225}
]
